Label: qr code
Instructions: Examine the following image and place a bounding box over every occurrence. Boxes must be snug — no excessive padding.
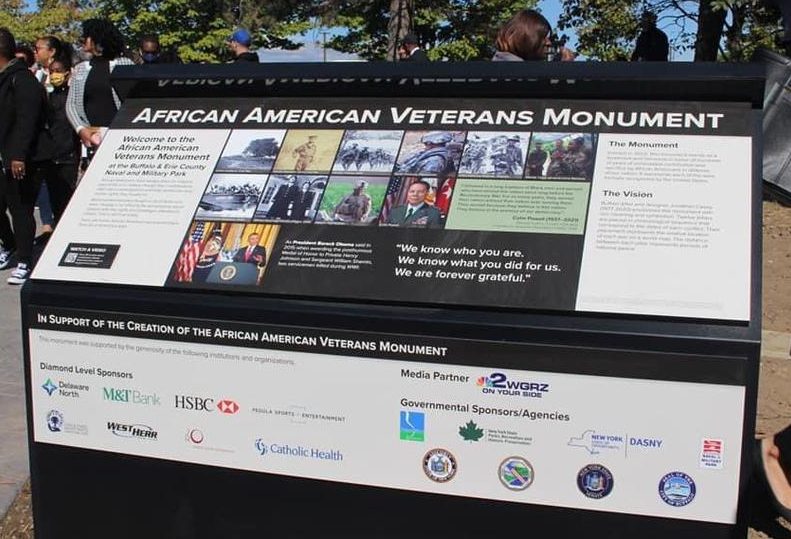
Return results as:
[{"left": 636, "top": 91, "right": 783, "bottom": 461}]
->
[{"left": 64, "top": 253, "right": 78, "bottom": 263}]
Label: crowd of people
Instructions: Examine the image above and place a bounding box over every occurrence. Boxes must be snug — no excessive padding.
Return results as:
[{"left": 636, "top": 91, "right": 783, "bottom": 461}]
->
[{"left": 0, "top": 18, "right": 258, "bottom": 286}]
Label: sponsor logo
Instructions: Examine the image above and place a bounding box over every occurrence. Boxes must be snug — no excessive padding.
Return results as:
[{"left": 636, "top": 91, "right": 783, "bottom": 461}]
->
[
  {"left": 185, "top": 428, "right": 234, "bottom": 453},
  {"left": 103, "top": 387, "right": 161, "bottom": 406},
  {"left": 459, "top": 420, "right": 484, "bottom": 442},
  {"left": 700, "top": 439, "right": 724, "bottom": 469},
  {"left": 577, "top": 464, "right": 614, "bottom": 499},
  {"left": 253, "top": 439, "right": 343, "bottom": 461},
  {"left": 107, "top": 421, "right": 158, "bottom": 440},
  {"left": 498, "top": 457, "right": 534, "bottom": 491},
  {"left": 659, "top": 472, "right": 696, "bottom": 506},
  {"left": 45, "top": 409, "right": 88, "bottom": 435},
  {"left": 422, "top": 448, "right": 457, "bottom": 483},
  {"left": 42, "top": 379, "right": 58, "bottom": 396},
  {"left": 175, "top": 395, "right": 215, "bottom": 411},
  {"left": 175, "top": 396, "right": 239, "bottom": 414},
  {"left": 217, "top": 400, "right": 239, "bottom": 414},
  {"left": 46, "top": 410, "right": 64, "bottom": 432},
  {"left": 476, "top": 372, "right": 549, "bottom": 399},
  {"left": 251, "top": 404, "right": 346, "bottom": 425},
  {"left": 568, "top": 430, "right": 663, "bottom": 455},
  {"left": 400, "top": 411, "right": 425, "bottom": 441},
  {"left": 41, "top": 379, "right": 89, "bottom": 398},
  {"left": 187, "top": 428, "right": 204, "bottom": 444}
]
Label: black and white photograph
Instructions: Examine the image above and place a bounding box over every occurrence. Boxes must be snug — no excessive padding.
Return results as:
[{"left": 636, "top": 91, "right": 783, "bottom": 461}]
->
[
  {"left": 458, "top": 131, "right": 530, "bottom": 177},
  {"left": 195, "top": 173, "right": 267, "bottom": 221},
  {"left": 253, "top": 174, "right": 328, "bottom": 222},
  {"left": 215, "top": 129, "right": 287, "bottom": 173},
  {"left": 331, "top": 130, "right": 403, "bottom": 174}
]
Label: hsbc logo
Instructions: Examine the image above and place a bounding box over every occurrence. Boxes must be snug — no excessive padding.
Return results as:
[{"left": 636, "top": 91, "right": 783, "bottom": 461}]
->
[
  {"left": 217, "top": 400, "right": 239, "bottom": 414},
  {"left": 175, "top": 395, "right": 239, "bottom": 414}
]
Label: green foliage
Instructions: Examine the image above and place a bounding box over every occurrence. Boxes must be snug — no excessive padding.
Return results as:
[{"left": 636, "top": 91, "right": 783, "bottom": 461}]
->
[
  {"left": 321, "top": 0, "right": 538, "bottom": 61},
  {"left": 459, "top": 420, "right": 484, "bottom": 441},
  {"left": 0, "top": 0, "right": 85, "bottom": 47}
]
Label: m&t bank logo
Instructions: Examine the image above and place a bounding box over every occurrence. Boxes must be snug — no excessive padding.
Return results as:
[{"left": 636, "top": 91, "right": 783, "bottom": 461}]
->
[{"left": 476, "top": 372, "right": 549, "bottom": 399}]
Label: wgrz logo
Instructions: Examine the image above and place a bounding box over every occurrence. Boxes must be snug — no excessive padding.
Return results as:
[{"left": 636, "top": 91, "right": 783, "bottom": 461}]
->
[{"left": 476, "top": 372, "right": 549, "bottom": 399}]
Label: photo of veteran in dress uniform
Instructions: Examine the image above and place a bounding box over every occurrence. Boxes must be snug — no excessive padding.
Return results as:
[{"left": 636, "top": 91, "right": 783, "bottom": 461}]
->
[
  {"left": 394, "top": 131, "right": 465, "bottom": 177},
  {"left": 272, "top": 129, "right": 344, "bottom": 173},
  {"left": 379, "top": 177, "right": 445, "bottom": 228},
  {"left": 459, "top": 131, "right": 530, "bottom": 177}
]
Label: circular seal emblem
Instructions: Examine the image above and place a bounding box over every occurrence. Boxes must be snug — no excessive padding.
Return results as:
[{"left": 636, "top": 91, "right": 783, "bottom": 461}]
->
[
  {"left": 498, "top": 457, "right": 534, "bottom": 491},
  {"left": 658, "top": 472, "right": 696, "bottom": 507},
  {"left": 577, "top": 464, "right": 614, "bottom": 499},
  {"left": 46, "top": 410, "right": 64, "bottom": 433},
  {"left": 423, "top": 448, "right": 457, "bottom": 483},
  {"left": 187, "top": 428, "right": 204, "bottom": 444},
  {"left": 219, "top": 264, "right": 237, "bottom": 281}
]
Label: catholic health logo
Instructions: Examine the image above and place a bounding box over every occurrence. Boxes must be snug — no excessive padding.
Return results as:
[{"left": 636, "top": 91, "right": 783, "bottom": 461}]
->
[
  {"left": 254, "top": 439, "right": 343, "bottom": 461},
  {"left": 658, "top": 472, "right": 696, "bottom": 507},
  {"left": 498, "top": 457, "right": 534, "bottom": 491},
  {"left": 422, "top": 448, "right": 457, "bottom": 483}
]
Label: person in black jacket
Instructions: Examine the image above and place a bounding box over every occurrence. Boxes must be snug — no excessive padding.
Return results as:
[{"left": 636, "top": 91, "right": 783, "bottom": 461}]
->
[
  {"left": 0, "top": 27, "right": 48, "bottom": 284},
  {"left": 398, "top": 33, "right": 429, "bottom": 62},
  {"left": 38, "top": 57, "right": 79, "bottom": 226}
]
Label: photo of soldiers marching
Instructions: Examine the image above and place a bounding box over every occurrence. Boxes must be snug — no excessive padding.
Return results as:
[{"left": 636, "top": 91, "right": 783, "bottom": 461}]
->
[{"left": 332, "top": 130, "right": 402, "bottom": 174}]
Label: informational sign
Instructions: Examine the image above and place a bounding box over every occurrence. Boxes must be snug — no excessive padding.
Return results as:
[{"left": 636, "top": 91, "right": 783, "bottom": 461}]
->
[
  {"left": 33, "top": 98, "right": 753, "bottom": 320},
  {"left": 28, "top": 308, "right": 744, "bottom": 524}
]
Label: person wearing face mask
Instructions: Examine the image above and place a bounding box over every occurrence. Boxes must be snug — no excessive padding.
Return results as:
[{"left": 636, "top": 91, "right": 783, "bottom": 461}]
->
[
  {"left": 38, "top": 57, "right": 79, "bottom": 230},
  {"left": 133, "top": 34, "right": 181, "bottom": 65}
]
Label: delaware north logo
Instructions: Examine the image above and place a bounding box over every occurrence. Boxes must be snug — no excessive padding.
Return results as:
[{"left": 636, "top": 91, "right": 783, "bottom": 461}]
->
[
  {"left": 42, "top": 379, "right": 58, "bottom": 396},
  {"left": 499, "top": 457, "right": 534, "bottom": 490},
  {"left": 658, "top": 472, "right": 696, "bottom": 506},
  {"left": 422, "top": 448, "right": 457, "bottom": 483},
  {"left": 399, "top": 411, "right": 425, "bottom": 441},
  {"left": 475, "top": 372, "right": 549, "bottom": 399},
  {"left": 577, "top": 464, "right": 614, "bottom": 499}
]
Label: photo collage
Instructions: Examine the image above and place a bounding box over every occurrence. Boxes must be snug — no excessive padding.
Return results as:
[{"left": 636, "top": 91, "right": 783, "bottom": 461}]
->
[{"left": 170, "top": 128, "right": 597, "bottom": 285}]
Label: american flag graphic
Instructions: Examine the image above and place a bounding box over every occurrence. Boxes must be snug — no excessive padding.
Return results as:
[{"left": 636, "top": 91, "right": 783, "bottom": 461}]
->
[
  {"left": 702, "top": 439, "right": 722, "bottom": 454},
  {"left": 379, "top": 176, "right": 404, "bottom": 222},
  {"left": 175, "top": 222, "right": 206, "bottom": 282}
]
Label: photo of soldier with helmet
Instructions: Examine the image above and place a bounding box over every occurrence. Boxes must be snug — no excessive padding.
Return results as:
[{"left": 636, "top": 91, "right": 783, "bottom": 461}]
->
[{"left": 394, "top": 131, "right": 465, "bottom": 177}]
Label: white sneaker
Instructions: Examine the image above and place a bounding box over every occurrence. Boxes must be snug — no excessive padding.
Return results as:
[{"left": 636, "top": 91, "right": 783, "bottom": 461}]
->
[
  {"left": 7, "top": 263, "right": 30, "bottom": 285},
  {"left": 0, "top": 248, "right": 12, "bottom": 270}
]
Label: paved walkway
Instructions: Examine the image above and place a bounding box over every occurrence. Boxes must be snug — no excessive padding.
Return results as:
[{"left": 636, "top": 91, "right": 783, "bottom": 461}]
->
[{"left": 0, "top": 282, "right": 27, "bottom": 518}]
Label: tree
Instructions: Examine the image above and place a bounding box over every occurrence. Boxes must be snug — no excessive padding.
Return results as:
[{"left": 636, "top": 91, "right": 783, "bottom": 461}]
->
[
  {"left": 0, "top": 0, "right": 84, "bottom": 47},
  {"left": 557, "top": 0, "right": 785, "bottom": 61},
  {"left": 318, "top": 0, "right": 537, "bottom": 61}
]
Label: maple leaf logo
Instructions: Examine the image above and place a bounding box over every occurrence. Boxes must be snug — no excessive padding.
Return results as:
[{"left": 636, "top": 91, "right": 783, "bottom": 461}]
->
[{"left": 458, "top": 420, "right": 484, "bottom": 442}]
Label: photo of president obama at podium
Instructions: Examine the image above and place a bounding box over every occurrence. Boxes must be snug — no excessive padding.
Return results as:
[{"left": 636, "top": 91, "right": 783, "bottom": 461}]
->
[{"left": 233, "top": 233, "right": 266, "bottom": 266}]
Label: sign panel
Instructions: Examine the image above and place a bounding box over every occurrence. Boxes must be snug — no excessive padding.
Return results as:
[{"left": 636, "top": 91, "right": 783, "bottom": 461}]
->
[
  {"left": 33, "top": 98, "right": 752, "bottom": 320},
  {"left": 28, "top": 309, "right": 744, "bottom": 524}
]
